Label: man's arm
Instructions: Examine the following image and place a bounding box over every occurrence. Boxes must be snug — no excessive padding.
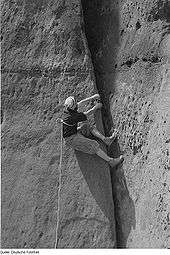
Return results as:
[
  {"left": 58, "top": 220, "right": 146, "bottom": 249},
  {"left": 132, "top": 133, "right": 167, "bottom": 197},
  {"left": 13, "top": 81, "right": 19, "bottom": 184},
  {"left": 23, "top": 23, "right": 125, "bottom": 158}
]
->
[
  {"left": 77, "top": 94, "right": 100, "bottom": 108},
  {"left": 83, "top": 103, "right": 102, "bottom": 117}
]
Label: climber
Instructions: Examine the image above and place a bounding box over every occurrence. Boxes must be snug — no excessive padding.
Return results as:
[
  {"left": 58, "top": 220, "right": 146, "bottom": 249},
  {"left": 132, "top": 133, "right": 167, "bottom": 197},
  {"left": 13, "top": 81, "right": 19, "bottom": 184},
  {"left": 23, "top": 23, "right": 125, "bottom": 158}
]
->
[{"left": 62, "top": 94, "right": 124, "bottom": 167}]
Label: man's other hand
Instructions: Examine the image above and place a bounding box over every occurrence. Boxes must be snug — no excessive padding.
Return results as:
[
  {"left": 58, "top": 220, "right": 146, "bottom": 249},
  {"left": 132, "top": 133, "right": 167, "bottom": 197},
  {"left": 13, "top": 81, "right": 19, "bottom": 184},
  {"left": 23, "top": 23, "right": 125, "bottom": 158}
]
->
[{"left": 95, "top": 102, "right": 102, "bottom": 109}]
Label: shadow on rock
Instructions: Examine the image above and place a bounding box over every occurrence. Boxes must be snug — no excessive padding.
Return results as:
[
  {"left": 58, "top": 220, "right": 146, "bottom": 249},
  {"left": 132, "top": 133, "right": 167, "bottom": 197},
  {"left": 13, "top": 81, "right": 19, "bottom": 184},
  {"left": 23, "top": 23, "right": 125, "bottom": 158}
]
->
[
  {"left": 75, "top": 140, "right": 116, "bottom": 243},
  {"left": 108, "top": 138, "right": 136, "bottom": 248}
]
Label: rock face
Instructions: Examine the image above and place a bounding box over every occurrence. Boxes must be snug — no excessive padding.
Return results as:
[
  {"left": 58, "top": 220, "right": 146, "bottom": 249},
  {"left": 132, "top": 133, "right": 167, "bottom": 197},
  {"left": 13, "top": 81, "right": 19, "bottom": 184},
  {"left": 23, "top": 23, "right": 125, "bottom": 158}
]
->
[
  {"left": 82, "top": 0, "right": 170, "bottom": 248},
  {"left": 1, "top": 0, "right": 170, "bottom": 249},
  {"left": 1, "top": 0, "right": 116, "bottom": 248},
  {"left": 112, "top": 1, "right": 170, "bottom": 248}
]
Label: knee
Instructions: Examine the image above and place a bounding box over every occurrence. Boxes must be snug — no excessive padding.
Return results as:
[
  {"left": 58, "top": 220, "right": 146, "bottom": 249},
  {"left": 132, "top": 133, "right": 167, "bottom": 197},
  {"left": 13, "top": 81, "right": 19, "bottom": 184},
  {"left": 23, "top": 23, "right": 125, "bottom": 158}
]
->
[{"left": 79, "top": 122, "right": 91, "bottom": 136}]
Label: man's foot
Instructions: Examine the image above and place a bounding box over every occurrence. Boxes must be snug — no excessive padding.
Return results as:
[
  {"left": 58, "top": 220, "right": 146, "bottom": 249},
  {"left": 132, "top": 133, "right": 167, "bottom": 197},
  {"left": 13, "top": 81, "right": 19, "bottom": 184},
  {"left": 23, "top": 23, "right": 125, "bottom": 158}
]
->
[
  {"left": 104, "top": 131, "right": 118, "bottom": 146},
  {"left": 108, "top": 155, "right": 124, "bottom": 168}
]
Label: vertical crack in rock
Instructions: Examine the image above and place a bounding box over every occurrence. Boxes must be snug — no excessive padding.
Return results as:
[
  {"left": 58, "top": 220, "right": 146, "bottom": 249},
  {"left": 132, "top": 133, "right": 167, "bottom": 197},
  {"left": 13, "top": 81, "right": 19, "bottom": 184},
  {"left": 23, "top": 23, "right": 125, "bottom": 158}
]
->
[{"left": 81, "top": 0, "right": 118, "bottom": 136}]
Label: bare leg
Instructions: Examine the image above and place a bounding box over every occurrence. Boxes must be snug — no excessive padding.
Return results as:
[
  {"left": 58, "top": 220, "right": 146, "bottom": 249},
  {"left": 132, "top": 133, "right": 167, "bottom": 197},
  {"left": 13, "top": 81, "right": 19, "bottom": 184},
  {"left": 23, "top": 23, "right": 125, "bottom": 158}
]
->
[
  {"left": 91, "top": 128, "right": 106, "bottom": 142},
  {"left": 96, "top": 148, "right": 112, "bottom": 162},
  {"left": 96, "top": 148, "right": 124, "bottom": 167},
  {"left": 91, "top": 127, "right": 117, "bottom": 146}
]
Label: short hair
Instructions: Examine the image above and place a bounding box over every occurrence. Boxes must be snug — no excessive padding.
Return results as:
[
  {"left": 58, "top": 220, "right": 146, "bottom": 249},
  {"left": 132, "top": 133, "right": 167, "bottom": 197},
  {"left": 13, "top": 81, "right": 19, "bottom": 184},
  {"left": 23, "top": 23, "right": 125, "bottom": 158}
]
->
[{"left": 64, "top": 96, "right": 76, "bottom": 110}]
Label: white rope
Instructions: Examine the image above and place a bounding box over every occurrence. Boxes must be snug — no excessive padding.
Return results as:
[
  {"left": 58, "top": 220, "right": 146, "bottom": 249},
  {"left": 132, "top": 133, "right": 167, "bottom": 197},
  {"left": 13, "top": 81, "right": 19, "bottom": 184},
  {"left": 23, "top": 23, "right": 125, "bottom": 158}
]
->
[
  {"left": 54, "top": 118, "right": 63, "bottom": 248},
  {"left": 54, "top": 58, "right": 68, "bottom": 248},
  {"left": 62, "top": 120, "right": 77, "bottom": 127}
]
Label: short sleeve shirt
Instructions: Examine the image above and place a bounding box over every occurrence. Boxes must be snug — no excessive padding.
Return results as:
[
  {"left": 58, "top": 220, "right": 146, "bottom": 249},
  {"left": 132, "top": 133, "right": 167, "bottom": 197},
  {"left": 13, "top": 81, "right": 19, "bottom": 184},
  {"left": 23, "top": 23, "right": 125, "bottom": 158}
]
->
[{"left": 62, "top": 109, "right": 87, "bottom": 138}]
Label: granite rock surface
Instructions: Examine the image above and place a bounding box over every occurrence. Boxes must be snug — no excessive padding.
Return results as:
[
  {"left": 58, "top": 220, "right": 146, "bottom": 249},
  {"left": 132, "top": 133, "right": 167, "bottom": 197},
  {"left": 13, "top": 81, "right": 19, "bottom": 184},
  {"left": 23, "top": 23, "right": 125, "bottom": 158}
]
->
[
  {"left": 82, "top": 0, "right": 170, "bottom": 248},
  {"left": 1, "top": 0, "right": 170, "bottom": 249}
]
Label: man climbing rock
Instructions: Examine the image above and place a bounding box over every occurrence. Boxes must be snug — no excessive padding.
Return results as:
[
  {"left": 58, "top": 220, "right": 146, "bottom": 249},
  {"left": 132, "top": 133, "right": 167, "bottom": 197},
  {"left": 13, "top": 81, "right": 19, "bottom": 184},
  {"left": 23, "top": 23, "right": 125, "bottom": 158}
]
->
[{"left": 62, "top": 94, "right": 123, "bottom": 167}]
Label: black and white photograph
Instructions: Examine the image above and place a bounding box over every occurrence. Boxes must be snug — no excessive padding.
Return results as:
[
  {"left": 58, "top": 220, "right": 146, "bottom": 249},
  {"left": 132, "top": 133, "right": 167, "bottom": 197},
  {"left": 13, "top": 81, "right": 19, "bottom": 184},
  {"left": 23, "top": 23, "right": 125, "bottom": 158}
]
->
[{"left": 1, "top": 0, "right": 170, "bottom": 253}]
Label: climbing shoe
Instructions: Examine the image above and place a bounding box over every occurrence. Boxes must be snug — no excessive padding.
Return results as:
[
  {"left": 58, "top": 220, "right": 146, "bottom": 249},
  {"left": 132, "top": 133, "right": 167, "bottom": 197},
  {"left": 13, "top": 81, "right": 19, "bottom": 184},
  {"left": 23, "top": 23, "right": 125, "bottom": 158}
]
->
[{"left": 108, "top": 155, "right": 124, "bottom": 167}]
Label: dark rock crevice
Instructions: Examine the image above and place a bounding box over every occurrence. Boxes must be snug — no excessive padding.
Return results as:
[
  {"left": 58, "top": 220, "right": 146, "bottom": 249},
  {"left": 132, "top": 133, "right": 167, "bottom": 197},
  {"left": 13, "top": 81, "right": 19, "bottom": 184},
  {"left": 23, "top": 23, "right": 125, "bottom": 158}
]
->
[{"left": 81, "top": 0, "right": 119, "bottom": 136}]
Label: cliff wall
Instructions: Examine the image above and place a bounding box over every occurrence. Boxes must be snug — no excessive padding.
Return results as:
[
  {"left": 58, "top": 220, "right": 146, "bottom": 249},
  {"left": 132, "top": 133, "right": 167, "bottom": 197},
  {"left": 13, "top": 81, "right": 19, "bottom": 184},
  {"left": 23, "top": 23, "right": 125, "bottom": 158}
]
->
[
  {"left": 82, "top": 0, "right": 170, "bottom": 248},
  {"left": 1, "top": 0, "right": 170, "bottom": 249}
]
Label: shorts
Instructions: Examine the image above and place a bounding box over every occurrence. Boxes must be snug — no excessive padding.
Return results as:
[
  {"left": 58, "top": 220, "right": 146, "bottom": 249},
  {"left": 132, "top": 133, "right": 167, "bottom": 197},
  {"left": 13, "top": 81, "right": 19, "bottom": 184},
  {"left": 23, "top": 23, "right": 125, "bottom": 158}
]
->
[{"left": 64, "top": 123, "right": 100, "bottom": 154}]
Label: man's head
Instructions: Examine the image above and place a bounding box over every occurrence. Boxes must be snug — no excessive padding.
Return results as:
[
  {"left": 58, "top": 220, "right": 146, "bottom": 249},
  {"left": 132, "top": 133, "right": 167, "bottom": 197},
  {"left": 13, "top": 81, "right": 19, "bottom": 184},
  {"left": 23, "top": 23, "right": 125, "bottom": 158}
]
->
[{"left": 64, "top": 96, "right": 77, "bottom": 110}]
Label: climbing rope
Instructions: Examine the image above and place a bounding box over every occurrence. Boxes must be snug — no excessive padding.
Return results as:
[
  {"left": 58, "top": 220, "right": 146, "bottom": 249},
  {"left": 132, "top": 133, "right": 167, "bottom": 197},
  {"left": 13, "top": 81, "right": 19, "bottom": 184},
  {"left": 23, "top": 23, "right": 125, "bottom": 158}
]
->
[
  {"left": 54, "top": 116, "right": 79, "bottom": 248},
  {"left": 53, "top": 33, "right": 89, "bottom": 247},
  {"left": 54, "top": 118, "right": 63, "bottom": 249}
]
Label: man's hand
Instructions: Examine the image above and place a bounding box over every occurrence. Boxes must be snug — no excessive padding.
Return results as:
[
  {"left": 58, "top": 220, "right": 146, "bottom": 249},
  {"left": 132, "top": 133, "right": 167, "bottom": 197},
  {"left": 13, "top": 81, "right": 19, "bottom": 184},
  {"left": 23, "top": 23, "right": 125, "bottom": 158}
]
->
[
  {"left": 84, "top": 102, "right": 102, "bottom": 117},
  {"left": 94, "top": 102, "right": 102, "bottom": 110},
  {"left": 92, "top": 94, "right": 100, "bottom": 100},
  {"left": 77, "top": 93, "right": 100, "bottom": 108}
]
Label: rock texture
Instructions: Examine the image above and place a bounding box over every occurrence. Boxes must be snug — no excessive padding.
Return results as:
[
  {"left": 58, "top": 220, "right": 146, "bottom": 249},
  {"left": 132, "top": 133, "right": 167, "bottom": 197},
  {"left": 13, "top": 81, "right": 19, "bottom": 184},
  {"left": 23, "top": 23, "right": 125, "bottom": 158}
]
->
[
  {"left": 82, "top": 0, "right": 170, "bottom": 248},
  {"left": 1, "top": 0, "right": 170, "bottom": 249},
  {"left": 112, "top": 1, "right": 170, "bottom": 248},
  {"left": 1, "top": 0, "right": 116, "bottom": 248}
]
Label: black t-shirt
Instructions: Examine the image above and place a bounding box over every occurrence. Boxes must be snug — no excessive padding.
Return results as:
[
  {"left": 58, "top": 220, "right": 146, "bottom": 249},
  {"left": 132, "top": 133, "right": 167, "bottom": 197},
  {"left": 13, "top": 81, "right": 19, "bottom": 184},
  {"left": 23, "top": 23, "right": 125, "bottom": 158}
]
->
[{"left": 62, "top": 109, "right": 87, "bottom": 138}]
